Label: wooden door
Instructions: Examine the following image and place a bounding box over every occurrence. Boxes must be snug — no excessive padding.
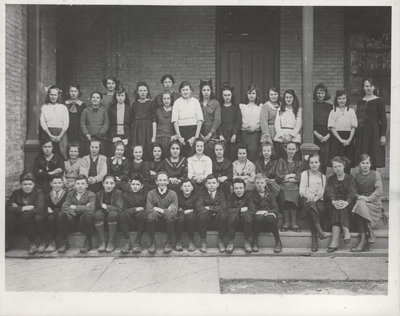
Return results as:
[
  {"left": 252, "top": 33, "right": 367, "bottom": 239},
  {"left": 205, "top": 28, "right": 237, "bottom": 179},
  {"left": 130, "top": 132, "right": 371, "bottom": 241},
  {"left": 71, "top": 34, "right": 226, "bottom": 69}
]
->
[{"left": 219, "top": 40, "right": 277, "bottom": 103}]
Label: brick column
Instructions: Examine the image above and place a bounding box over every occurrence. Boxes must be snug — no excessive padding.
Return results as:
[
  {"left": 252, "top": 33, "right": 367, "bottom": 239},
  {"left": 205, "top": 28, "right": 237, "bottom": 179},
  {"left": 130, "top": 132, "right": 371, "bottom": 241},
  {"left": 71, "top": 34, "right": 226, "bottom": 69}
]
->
[{"left": 300, "top": 6, "right": 319, "bottom": 158}]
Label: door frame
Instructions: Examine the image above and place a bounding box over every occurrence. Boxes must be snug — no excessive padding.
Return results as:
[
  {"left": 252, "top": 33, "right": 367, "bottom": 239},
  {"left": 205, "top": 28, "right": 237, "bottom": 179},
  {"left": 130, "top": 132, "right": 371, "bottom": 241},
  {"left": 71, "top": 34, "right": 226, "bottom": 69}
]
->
[{"left": 215, "top": 6, "right": 281, "bottom": 100}]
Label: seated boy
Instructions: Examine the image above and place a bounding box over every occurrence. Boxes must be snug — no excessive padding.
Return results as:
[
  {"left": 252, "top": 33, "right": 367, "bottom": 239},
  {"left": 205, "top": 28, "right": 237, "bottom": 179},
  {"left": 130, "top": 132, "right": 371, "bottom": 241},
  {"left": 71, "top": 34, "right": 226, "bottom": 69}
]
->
[
  {"left": 59, "top": 175, "right": 96, "bottom": 253},
  {"left": 80, "top": 139, "right": 107, "bottom": 193},
  {"left": 45, "top": 174, "right": 67, "bottom": 253},
  {"left": 146, "top": 171, "right": 178, "bottom": 254},
  {"left": 6, "top": 173, "right": 46, "bottom": 254},
  {"left": 226, "top": 178, "right": 256, "bottom": 254},
  {"left": 196, "top": 174, "right": 227, "bottom": 253},
  {"left": 175, "top": 178, "right": 197, "bottom": 252},
  {"left": 251, "top": 173, "right": 282, "bottom": 253},
  {"left": 121, "top": 174, "right": 148, "bottom": 254}
]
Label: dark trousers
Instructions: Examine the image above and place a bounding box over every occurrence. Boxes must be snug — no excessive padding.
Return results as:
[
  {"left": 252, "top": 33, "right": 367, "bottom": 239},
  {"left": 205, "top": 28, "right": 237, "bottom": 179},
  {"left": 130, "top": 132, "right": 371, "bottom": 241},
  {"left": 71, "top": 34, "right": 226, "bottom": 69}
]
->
[
  {"left": 57, "top": 211, "right": 95, "bottom": 239},
  {"left": 94, "top": 209, "right": 120, "bottom": 224},
  {"left": 197, "top": 210, "right": 237, "bottom": 240},
  {"left": 179, "top": 125, "right": 197, "bottom": 157},
  {"left": 6, "top": 211, "right": 46, "bottom": 243},
  {"left": 176, "top": 211, "right": 196, "bottom": 241},
  {"left": 354, "top": 213, "right": 367, "bottom": 233},
  {"left": 254, "top": 214, "right": 280, "bottom": 240},
  {"left": 47, "top": 213, "right": 59, "bottom": 241},
  {"left": 119, "top": 209, "right": 147, "bottom": 240},
  {"left": 146, "top": 211, "right": 176, "bottom": 242},
  {"left": 240, "top": 212, "right": 254, "bottom": 240}
]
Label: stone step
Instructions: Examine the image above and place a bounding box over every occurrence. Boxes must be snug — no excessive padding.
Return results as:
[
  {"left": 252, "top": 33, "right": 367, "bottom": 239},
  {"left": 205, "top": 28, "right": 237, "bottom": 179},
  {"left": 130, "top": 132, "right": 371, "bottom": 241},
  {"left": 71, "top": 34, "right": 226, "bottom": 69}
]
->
[
  {"left": 5, "top": 247, "right": 388, "bottom": 258},
  {"left": 8, "top": 229, "right": 388, "bottom": 250}
]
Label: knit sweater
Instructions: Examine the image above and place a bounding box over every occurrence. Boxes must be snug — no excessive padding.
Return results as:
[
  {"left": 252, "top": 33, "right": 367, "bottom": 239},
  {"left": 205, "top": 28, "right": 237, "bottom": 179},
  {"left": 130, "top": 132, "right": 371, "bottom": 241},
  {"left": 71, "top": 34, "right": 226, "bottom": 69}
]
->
[
  {"left": 146, "top": 188, "right": 178, "bottom": 214},
  {"left": 80, "top": 155, "right": 108, "bottom": 183}
]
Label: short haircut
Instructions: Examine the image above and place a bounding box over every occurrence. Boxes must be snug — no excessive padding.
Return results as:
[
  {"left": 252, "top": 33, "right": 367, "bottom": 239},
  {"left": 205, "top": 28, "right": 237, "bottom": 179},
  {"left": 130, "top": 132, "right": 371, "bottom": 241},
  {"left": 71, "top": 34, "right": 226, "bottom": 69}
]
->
[
  {"left": 130, "top": 174, "right": 144, "bottom": 184},
  {"left": 179, "top": 81, "right": 192, "bottom": 92},
  {"left": 255, "top": 173, "right": 267, "bottom": 182},
  {"left": 90, "top": 139, "right": 101, "bottom": 147},
  {"left": 113, "top": 140, "right": 125, "bottom": 153},
  {"left": 358, "top": 153, "right": 371, "bottom": 164},
  {"left": 67, "top": 142, "right": 80, "bottom": 155},
  {"left": 232, "top": 178, "right": 246, "bottom": 187},
  {"left": 50, "top": 173, "right": 64, "bottom": 182},
  {"left": 156, "top": 171, "right": 169, "bottom": 179},
  {"left": 331, "top": 156, "right": 351, "bottom": 169},
  {"left": 103, "top": 175, "right": 116, "bottom": 183},
  {"left": 20, "top": 172, "right": 36, "bottom": 183},
  {"left": 161, "top": 74, "right": 175, "bottom": 84},
  {"left": 333, "top": 90, "right": 350, "bottom": 111},
  {"left": 90, "top": 91, "right": 103, "bottom": 100},
  {"left": 181, "top": 178, "right": 194, "bottom": 187},
  {"left": 205, "top": 174, "right": 218, "bottom": 182},
  {"left": 75, "top": 174, "right": 88, "bottom": 183}
]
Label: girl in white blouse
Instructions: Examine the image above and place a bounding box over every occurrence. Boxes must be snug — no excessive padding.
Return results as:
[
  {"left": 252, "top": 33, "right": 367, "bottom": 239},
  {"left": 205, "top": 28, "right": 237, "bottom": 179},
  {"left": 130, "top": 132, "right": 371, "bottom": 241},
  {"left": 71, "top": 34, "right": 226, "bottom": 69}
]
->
[
  {"left": 299, "top": 154, "right": 329, "bottom": 252},
  {"left": 239, "top": 84, "right": 262, "bottom": 162},
  {"left": 274, "top": 89, "right": 302, "bottom": 158},
  {"left": 187, "top": 139, "right": 212, "bottom": 190},
  {"left": 328, "top": 90, "right": 358, "bottom": 171}
]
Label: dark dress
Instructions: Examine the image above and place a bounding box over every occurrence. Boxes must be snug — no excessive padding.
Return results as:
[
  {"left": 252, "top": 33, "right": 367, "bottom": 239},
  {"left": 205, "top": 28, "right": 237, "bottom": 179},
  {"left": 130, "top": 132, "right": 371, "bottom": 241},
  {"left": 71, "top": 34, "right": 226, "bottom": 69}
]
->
[
  {"left": 324, "top": 174, "right": 357, "bottom": 228},
  {"left": 147, "top": 160, "right": 163, "bottom": 190},
  {"left": 160, "top": 157, "right": 188, "bottom": 192},
  {"left": 255, "top": 158, "right": 280, "bottom": 196},
  {"left": 275, "top": 158, "right": 303, "bottom": 208},
  {"left": 131, "top": 100, "right": 156, "bottom": 160},
  {"left": 102, "top": 92, "right": 115, "bottom": 111},
  {"left": 65, "top": 100, "right": 86, "bottom": 144},
  {"left": 129, "top": 160, "right": 150, "bottom": 187},
  {"left": 218, "top": 104, "right": 242, "bottom": 160},
  {"left": 153, "top": 107, "right": 175, "bottom": 154},
  {"left": 31, "top": 154, "right": 65, "bottom": 195},
  {"left": 108, "top": 102, "right": 133, "bottom": 147},
  {"left": 107, "top": 156, "right": 131, "bottom": 192},
  {"left": 212, "top": 158, "right": 233, "bottom": 196},
  {"left": 154, "top": 91, "right": 181, "bottom": 108},
  {"left": 313, "top": 101, "right": 332, "bottom": 172},
  {"left": 355, "top": 97, "right": 387, "bottom": 168}
]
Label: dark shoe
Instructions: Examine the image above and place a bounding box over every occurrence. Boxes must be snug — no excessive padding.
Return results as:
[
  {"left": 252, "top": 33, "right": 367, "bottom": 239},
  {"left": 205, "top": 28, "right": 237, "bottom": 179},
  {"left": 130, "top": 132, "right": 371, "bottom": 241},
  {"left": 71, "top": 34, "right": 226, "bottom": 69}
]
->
[
  {"left": 80, "top": 238, "right": 92, "bottom": 253},
  {"left": 200, "top": 239, "right": 207, "bottom": 253},
  {"left": 45, "top": 240, "right": 57, "bottom": 253},
  {"left": 58, "top": 240, "right": 68, "bottom": 254},
  {"left": 105, "top": 240, "right": 115, "bottom": 253},
  {"left": 120, "top": 239, "right": 131, "bottom": 254},
  {"left": 311, "top": 246, "right": 318, "bottom": 252},
  {"left": 148, "top": 241, "right": 156, "bottom": 254},
  {"left": 218, "top": 239, "right": 226, "bottom": 253},
  {"left": 244, "top": 240, "right": 252, "bottom": 253},
  {"left": 37, "top": 241, "right": 47, "bottom": 253},
  {"left": 273, "top": 239, "right": 282, "bottom": 253},
  {"left": 319, "top": 232, "right": 329, "bottom": 240},
  {"left": 291, "top": 226, "right": 301, "bottom": 233},
  {"left": 132, "top": 239, "right": 141, "bottom": 254},
  {"left": 28, "top": 243, "right": 38, "bottom": 255},
  {"left": 175, "top": 241, "right": 183, "bottom": 252},
  {"left": 344, "top": 238, "right": 351, "bottom": 244},
  {"left": 188, "top": 239, "right": 195, "bottom": 252},
  {"left": 252, "top": 241, "right": 259, "bottom": 253},
  {"left": 367, "top": 230, "right": 376, "bottom": 244},
  {"left": 280, "top": 226, "right": 289, "bottom": 232},
  {"left": 97, "top": 241, "right": 106, "bottom": 253},
  {"left": 351, "top": 240, "right": 369, "bottom": 252},
  {"left": 164, "top": 240, "right": 172, "bottom": 254},
  {"left": 327, "top": 247, "right": 338, "bottom": 253},
  {"left": 226, "top": 240, "right": 234, "bottom": 254}
]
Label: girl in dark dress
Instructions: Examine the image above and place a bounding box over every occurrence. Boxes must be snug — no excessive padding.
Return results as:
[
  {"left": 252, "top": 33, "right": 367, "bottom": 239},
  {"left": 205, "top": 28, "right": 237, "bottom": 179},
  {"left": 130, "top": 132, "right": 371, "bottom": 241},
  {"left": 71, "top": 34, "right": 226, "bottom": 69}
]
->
[
  {"left": 354, "top": 78, "right": 387, "bottom": 169},
  {"left": 255, "top": 142, "right": 280, "bottom": 197},
  {"left": 312, "top": 83, "right": 332, "bottom": 173},
  {"left": 218, "top": 83, "right": 242, "bottom": 161},
  {"left": 65, "top": 83, "right": 86, "bottom": 148},
  {"left": 102, "top": 76, "right": 120, "bottom": 111},
  {"left": 131, "top": 82, "right": 155, "bottom": 160},
  {"left": 129, "top": 145, "right": 150, "bottom": 188},
  {"left": 212, "top": 142, "right": 233, "bottom": 197},
  {"left": 328, "top": 90, "right": 358, "bottom": 171},
  {"left": 275, "top": 141, "right": 303, "bottom": 232},
  {"left": 260, "top": 87, "right": 281, "bottom": 156},
  {"left": 325, "top": 156, "right": 357, "bottom": 253},
  {"left": 147, "top": 143, "right": 164, "bottom": 190},
  {"left": 108, "top": 86, "right": 132, "bottom": 156},
  {"left": 154, "top": 74, "right": 181, "bottom": 108},
  {"left": 107, "top": 141, "right": 130, "bottom": 192},
  {"left": 160, "top": 140, "right": 188, "bottom": 192}
]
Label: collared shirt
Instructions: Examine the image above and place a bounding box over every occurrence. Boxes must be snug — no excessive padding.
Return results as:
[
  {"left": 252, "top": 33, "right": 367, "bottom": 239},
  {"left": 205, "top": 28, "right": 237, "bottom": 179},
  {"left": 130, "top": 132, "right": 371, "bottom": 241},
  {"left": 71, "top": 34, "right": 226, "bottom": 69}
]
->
[
  {"left": 171, "top": 97, "right": 204, "bottom": 126},
  {"left": 187, "top": 154, "right": 213, "bottom": 179},
  {"left": 40, "top": 103, "right": 69, "bottom": 130},
  {"left": 76, "top": 192, "right": 84, "bottom": 201},
  {"left": 208, "top": 190, "right": 216, "bottom": 199},
  {"left": 158, "top": 187, "right": 168, "bottom": 195}
]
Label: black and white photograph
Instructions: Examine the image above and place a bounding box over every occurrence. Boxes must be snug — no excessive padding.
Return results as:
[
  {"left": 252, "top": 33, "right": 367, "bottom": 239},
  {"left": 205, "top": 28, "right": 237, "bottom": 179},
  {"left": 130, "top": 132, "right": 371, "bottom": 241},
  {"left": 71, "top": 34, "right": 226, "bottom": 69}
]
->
[{"left": 1, "top": 1, "right": 399, "bottom": 315}]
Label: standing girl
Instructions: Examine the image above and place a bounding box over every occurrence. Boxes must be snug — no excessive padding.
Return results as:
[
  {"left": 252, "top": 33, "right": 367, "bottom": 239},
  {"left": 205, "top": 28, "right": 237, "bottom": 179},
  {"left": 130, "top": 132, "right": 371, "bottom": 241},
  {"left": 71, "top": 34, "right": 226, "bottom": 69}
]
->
[
  {"left": 102, "top": 76, "right": 120, "bottom": 111},
  {"left": 312, "top": 83, "right": 333, "bottom": 173},
  {"left": 218, "top": 83, "right": 242, "bottom": 160},
  {"left": 239, "top": 84, "right": 262, "bottom": 162},
  {"left": 64, "top": 143, "right": 82, "bottom": 190},
  {"left": 152, "top": 90, "right": 176, "bottom": 154},
  {"left": 260, "top": 87, "right": 281, "bottom": 153},
  {"left": 154, "top": 74, "right": 181, "bottom": 108},
  {"left": 108, "top": 86, "right": 132, "bottom": 155},
  {"left": 187, "top": 138, "right": 213, "bottom": 191},
  {"left": 351, "top": 154, "right": 383, "bottom": 252},
  {"left": 212, "top": 142, "right": 233, "bottom": 197},
  {"left": 40, "top": 85, "right": 69, "bottom": 160},
  {"left": 328, "top": 90, "right": 358, "bottom": 171},
  {"left": 325, "top": 156, "right": 357, "bottom": 252},
  {"left": 160, "top": 140, "right": 188, "bottom": 192},
  {"left": 199, "top": 79, "right": 221, "bottom": 156},
  {"left": 171, "top": 81, "right": 204, "bottom": 157},
  {"left": 65, "top": 83, "right": 86, "bottom": 147},
  {"left": 274, "top": 89, "right": 302, "bottom": 158},
  {"left": 131, "top": 82, "right": 155, "bottom": 160},
  {"left": 354, "top": 78, "right": 387, "bottom": 169},
  {"left": 299, "top": 154, "right": 328, "bottom": 252},
  {"left": 275, "top": 141, "right": 303, "bottom": 232},
  {"left": 80, "top": 91, "right": 110, "bottom": 156},
  {"left": 232, "top": 144, "right": 256, "bottom": 191}
]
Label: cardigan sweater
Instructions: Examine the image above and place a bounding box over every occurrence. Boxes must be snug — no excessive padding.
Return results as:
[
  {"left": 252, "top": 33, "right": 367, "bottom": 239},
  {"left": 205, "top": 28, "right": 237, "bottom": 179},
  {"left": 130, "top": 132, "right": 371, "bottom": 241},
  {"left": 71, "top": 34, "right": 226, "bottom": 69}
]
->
[
  {"left": 146, "top": 188, "right": 178, "bottom": 214},
  {"left": 46, "top": 189, "right": 67, "bottom": 214},
  {"left": 95, "top": 189, "right": 123, "bottom": 213},
  {"left": 80, "top": 155, "right": 108, "bottom": 183},
  {"left": 80, "top": 104, "right": 110, "bottom": 138}
]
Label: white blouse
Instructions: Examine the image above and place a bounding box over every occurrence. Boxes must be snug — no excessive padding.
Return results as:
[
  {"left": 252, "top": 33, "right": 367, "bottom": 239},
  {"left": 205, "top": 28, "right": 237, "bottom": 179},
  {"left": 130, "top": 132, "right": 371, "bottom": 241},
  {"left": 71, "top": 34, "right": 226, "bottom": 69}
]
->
[
  {"left": 327, "top": 107, "right": 358, "bottom": 132},
  {"left": 239, "top": 103, "right": 261, "bottom": 130},
  {"left": 187, "top": 154, "right": 212, "bottom": 179},
  {"left": 171, "top": 97, "right": 204, "bottom": 127},
  {"left": 274, "top": 107, "right": 302, "bottom": 142},
  {"left": 40, "top": 103, "right": 69, "bottom": 131},
  {"left": 299, "top": 170, "right": 326, "bottom": 201}
]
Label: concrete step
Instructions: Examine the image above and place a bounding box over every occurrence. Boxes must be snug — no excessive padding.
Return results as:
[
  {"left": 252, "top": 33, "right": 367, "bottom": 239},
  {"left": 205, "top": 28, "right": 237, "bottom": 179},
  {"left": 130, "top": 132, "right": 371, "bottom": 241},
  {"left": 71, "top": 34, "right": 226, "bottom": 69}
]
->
[
  {"left": 5, "top": 247, "right": 388, "bottom": 258},
  {"left": 8, "top": 229, "right": 388, "bottom": 250}
]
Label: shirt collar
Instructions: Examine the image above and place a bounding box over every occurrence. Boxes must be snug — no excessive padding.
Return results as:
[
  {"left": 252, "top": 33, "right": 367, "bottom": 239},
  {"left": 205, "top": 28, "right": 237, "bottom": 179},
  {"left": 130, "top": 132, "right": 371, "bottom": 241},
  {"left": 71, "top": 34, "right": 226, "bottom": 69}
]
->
[{"left": 158, "top": 187, "right": 168, "bottom": 195}]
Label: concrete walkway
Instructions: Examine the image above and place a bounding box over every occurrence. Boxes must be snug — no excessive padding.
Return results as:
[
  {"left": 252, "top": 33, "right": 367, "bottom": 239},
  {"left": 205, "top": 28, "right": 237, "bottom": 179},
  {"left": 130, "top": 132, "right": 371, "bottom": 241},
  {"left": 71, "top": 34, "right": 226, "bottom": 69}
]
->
[{"left": 5, "top": 256, "right": 388, "bottom": 293}]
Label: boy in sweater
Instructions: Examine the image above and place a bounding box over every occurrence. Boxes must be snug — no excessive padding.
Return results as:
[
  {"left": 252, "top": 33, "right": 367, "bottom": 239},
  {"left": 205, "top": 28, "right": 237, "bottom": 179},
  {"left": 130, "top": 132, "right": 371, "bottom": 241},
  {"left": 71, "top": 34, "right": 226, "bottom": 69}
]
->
[{"left": 146, "top": 171, "right": 178, "bottom": 254}]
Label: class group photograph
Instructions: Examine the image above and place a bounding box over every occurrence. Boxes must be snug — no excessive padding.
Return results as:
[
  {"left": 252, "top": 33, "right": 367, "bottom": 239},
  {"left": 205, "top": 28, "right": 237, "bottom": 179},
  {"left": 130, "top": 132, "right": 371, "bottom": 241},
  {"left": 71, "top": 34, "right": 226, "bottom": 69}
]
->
[{"left": 2, "top": 2, "right": 399, "bottom": 316}]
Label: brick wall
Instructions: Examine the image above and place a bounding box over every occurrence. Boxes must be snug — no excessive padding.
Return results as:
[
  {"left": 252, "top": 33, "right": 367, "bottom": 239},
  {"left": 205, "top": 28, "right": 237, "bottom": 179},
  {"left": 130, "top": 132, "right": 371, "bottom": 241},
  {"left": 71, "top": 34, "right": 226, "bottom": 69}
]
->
[
  {"left": 63, "top": 6, "right": 216, "bottom": 102},
  {"left": 40, "top": 6, "right": 57, "bottom": 88},
  {"left": 5, "top": 5, "right": 28, "bottom": 196}
]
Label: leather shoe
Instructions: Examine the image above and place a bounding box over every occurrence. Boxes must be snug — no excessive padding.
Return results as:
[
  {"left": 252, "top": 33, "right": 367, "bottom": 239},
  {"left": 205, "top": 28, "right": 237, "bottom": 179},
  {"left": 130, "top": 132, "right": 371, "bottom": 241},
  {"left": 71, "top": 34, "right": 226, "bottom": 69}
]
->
[
  {"left": 28, "top": 243, "right": 38, "bottom": 255},
  {"left": 80, "top": 238, "right": 92, "bottom": 253},
  {"left": 200, "top": 240, "right": 207, "bottom": 253},
  {"left": 132, "top": 239, "right": 141, "bottom": 253},
  {"left": 188, "top": 240, "right": 196, "bottom": 252},
  {"left": 37, "top": 241, "right": 47, "bottom": 253},
  {"left": 218, "top": 239, "right": 226, "bottom": 253},
  {"left": 244, "top": 240, "right": 252, "bottom": 253},
  {"left": 58, "top": 240, "right": 68, "bottom": 254},
  {"left": 226, "top": 240, "right": 234, "bottom": 254},
  {"left": 148, "top": 241, "right": 156, "bottom": 254},
  {"left": 164, "top": 241, "right": 172, "bottom": 254},
  {"left": 273, "top": 239, "right": 282, "bottom": 253},
  {"left": 97, "top": 241, "right": 106, "bottom": 253},
  {"left": 327, "top": 246, "right": 338, "bottom": 253},
  {"left": 252, "top": 242, "right": 259, "bottom": 253},
  {"left": 175, "top": 241, "right": 183, "bottom": 252},
  {"left": 45, "top": 240, "right": 57, "bottom": 253},
  {"left": 120, "top": 239, "right": 131, "bottom": 254}
]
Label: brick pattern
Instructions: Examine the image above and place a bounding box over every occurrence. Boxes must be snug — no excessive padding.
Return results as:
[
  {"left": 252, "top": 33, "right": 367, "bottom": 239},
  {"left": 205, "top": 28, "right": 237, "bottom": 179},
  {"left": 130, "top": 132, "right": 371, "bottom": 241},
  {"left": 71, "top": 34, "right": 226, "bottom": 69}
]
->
[
  {"left": 5, "top": 5, "right": 28, "bottom": 196},
  {"left": 40, "top": 7, "right": 57, "bottom": 89}
]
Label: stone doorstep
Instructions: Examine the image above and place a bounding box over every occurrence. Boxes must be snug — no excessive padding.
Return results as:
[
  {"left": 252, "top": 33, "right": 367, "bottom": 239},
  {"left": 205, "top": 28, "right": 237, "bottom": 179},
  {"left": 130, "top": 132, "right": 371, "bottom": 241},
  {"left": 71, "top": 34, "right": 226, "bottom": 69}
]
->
[
  {"left": 8, "top": 230, "right": 389, "bottom": 250},
  {"left": 5, "top": 248, "right": 388, "bottom": 259}
]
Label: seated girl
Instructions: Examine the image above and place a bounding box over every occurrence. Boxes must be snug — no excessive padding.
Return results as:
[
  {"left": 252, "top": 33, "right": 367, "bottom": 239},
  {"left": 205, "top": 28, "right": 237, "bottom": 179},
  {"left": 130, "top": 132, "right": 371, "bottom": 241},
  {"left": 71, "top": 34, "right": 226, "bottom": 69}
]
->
[
  {"left": 129, "top": 144, "right": 150, "bottom": 188},
  {"left": 107, "top": 141, "right": 130, "bottom": 192},
  {"left": 232, "top": 143, "right": 256, "bottom": 191},
  {"left": 212, "top": 142, "right": 233, "bottom": 197},
  {"left": 147, "top": 143, "right": 164, "bottom": 190},
  {"left": 254, "top": 142, "right": 280, "bottom": 196},
  {"left": 160, "top": 140, "right": 188, "bottom": 192},
  {"left": 64, "top": 143, "right": 82, "bottom": 190},
  {"left": 187, "top": 138, "right": 213, "bottom": 192}
]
